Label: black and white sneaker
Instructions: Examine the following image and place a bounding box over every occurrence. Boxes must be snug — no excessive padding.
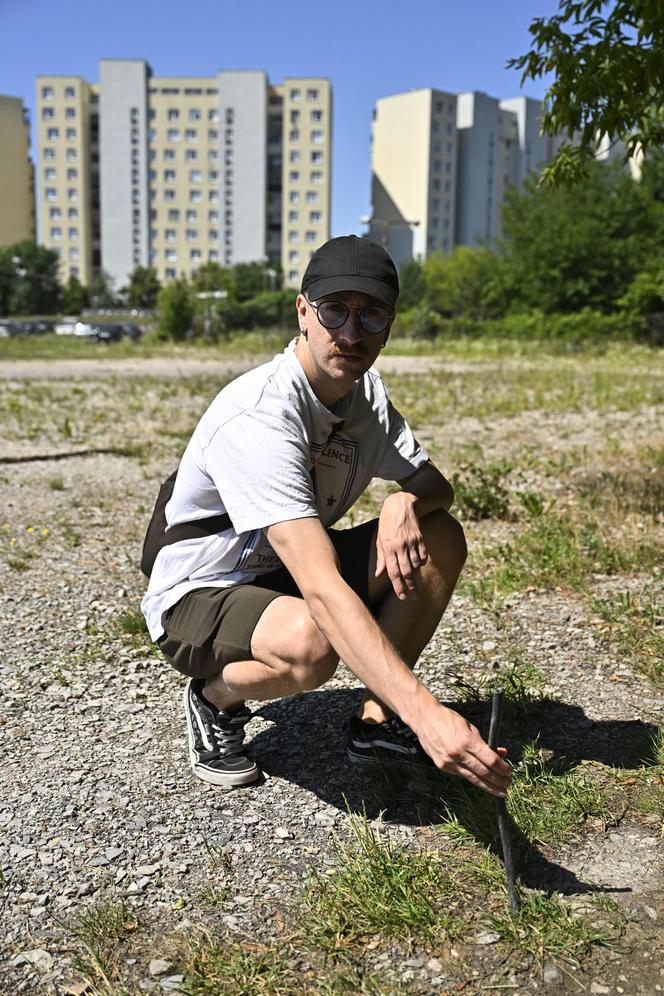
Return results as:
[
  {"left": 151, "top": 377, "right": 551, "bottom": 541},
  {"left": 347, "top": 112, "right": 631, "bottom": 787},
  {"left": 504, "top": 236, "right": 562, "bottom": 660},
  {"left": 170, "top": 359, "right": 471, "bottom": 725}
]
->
[
  {"left": 183, "top": 679, "right": 259, "bottom": 786},
  {"left": 346, "top": 714, "right": 435, "bottom": 769}
]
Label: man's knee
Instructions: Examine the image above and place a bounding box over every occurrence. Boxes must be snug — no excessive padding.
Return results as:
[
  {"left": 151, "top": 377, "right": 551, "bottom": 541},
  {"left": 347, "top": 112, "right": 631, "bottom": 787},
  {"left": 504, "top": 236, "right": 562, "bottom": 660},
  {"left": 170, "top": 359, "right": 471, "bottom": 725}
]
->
[
  {"left": 280, "top": 614, "right": 339, "bottom": 691},
  {"left": 421, "top": 507, "right": 467, "bottom": 573}
]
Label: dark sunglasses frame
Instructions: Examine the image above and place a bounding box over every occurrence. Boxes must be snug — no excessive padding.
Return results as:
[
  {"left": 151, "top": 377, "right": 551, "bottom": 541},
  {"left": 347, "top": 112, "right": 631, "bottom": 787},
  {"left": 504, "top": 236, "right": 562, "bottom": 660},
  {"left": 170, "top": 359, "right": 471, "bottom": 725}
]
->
[{"left": 309, "top": 299, "right": 394, "bottom": 335}]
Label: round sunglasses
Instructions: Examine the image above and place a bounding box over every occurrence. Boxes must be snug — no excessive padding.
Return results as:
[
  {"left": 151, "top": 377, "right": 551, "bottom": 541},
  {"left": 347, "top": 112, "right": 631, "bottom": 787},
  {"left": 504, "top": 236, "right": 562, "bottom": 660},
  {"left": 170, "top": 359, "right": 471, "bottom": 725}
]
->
[{"left": 309, "top": 299, "right": 393, "bottom": 335}]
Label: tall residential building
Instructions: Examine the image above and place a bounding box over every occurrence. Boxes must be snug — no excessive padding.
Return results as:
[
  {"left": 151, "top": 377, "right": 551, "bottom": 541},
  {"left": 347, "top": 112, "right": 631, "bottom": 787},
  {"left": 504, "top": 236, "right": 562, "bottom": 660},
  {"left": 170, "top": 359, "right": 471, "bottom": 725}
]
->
[
  {"left": 369, "top": 89, "right": 458, "bottom": 264},
  {"left": 369, "top": 88, "right": 563, "bottom": 265},
  {"left": 35, "top": 61, "right": 331, "bottom": 289},
  {"left": 0, "top": 95, "right": 35, "bottom": 248}
]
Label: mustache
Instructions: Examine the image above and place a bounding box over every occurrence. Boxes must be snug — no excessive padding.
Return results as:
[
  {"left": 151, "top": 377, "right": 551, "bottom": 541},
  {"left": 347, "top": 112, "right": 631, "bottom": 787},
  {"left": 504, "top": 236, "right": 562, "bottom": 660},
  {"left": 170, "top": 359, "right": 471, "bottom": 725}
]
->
[{"left": 332, "top": 345, "right": 368, "bottom": 357}]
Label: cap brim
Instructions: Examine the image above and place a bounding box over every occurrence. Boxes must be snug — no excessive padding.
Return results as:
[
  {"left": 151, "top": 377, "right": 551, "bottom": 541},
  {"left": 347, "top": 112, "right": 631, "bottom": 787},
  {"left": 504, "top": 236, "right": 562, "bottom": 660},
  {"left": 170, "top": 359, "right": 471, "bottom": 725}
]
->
[{"left": 304, "top": 274, "right": 398, "bottom": 308}]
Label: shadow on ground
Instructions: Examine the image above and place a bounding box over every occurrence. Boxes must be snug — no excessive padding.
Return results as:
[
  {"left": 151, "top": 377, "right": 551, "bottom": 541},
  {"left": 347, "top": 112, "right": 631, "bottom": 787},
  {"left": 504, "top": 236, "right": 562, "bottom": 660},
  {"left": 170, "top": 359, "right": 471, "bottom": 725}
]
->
[{"left": 251, "top": 688, "right": 659, "bottom": 897}]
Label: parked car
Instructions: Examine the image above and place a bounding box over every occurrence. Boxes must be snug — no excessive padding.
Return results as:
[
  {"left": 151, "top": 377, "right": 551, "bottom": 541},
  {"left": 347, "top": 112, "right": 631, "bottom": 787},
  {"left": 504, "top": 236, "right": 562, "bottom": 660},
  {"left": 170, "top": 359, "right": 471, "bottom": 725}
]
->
[
  {"left": 0, "top": 321, "right": 21, "bottom": 337},
  {"left": 55, "top": 317, "right": 80, "bottom": 335},
  {"left": 90, "top": 322, "right": 125, "bottom": 343},
  {"left": 120, "top": 321, "right": 143, "bottom": 341}
]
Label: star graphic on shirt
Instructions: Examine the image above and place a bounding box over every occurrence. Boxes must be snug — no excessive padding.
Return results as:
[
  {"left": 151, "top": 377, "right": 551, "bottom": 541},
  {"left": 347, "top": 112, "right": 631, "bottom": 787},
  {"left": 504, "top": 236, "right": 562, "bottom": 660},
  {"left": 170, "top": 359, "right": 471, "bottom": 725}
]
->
[{"left": 326, "top": 494, "right": 336, "bottom": 507}]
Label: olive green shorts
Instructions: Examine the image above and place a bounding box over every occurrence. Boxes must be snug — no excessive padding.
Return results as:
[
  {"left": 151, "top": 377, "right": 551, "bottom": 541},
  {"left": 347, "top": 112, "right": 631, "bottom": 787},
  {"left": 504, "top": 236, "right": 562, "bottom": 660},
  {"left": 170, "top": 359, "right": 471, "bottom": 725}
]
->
[{"left": 158, "top": 518, "right": 379, "bottom": 680}]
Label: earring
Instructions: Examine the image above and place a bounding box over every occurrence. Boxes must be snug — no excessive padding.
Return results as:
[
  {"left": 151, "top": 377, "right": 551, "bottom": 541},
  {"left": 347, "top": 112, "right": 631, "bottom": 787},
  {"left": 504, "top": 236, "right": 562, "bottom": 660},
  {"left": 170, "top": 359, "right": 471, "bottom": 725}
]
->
[{"left": 301, "top": 328, "right": 308, "bottom": 339}]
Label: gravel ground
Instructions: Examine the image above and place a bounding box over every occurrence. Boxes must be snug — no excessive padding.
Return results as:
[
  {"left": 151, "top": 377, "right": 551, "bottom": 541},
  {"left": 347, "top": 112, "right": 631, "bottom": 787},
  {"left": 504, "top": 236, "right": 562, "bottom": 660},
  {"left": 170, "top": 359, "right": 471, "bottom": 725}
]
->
[{"left": 0, "top": 355, "right": 663, "bottom": 995}]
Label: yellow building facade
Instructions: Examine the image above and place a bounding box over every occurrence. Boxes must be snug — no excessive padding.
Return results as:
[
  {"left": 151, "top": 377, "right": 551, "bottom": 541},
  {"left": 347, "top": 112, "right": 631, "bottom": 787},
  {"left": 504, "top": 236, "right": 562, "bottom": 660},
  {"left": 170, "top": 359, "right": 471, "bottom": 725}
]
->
[{"left": 0, "top": 95, "right": 35, "bottom": 249}]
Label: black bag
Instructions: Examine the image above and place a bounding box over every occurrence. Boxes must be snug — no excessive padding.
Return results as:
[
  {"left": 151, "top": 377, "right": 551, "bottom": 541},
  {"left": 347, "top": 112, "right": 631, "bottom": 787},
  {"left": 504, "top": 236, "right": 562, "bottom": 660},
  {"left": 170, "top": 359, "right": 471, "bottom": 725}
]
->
[{"left": 141, "top": 469, "right": 232, "bottom": 578}]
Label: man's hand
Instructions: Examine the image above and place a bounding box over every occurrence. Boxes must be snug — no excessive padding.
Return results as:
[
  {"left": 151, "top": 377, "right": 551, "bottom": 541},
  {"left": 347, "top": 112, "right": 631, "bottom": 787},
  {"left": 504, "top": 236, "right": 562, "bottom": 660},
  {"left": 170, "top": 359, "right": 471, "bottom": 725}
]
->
[
  {"left": 375, "top": 491, "right": 428, "bottom": 600},
  {"left": 411, "top": 695, "right": 512, "bottom": 797}
]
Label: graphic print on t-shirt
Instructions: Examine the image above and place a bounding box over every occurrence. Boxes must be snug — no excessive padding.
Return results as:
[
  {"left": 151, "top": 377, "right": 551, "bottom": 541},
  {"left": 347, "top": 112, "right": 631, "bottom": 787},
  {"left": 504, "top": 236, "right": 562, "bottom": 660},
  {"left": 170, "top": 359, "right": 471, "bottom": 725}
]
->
[{"left": 311, "top": 433, "right": 359, "bottom": 523}]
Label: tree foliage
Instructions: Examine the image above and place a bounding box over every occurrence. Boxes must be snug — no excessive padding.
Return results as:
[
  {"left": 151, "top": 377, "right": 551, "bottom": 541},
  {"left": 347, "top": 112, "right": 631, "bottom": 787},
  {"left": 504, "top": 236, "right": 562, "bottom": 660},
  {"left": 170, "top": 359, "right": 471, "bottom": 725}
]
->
[
  {"left": 61, "top": 275, "right": 89, "bottom": 314},
  {"left": 0, "top": 241, "right": 61, "bottom": 315},
  {"left": 157, "top": 279, "right": 194, "bottom": 340},
  {"left": 422, "top": 247, "right": 500, "bottom": 318},
  {"left": 123, "top": 266, "right": 161, "bottom": 309},
  {"left": 509, "top": 1, "right": 664, "bottom": 186}
]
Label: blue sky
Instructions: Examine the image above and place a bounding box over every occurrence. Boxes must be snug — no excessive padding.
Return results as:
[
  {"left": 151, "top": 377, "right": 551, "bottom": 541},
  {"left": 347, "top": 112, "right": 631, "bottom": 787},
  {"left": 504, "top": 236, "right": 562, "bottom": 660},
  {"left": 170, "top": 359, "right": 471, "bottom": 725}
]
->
[{"left": 1, "top": 0, "right": 559, "bottom": 236}]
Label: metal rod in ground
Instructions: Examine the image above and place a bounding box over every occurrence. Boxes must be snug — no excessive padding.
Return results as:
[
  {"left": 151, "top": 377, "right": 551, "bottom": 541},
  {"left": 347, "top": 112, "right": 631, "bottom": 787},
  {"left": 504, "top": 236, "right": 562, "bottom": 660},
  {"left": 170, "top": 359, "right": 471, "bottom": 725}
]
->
[{"left": 488, "top": 689, "right": 520, "bottom": 912}]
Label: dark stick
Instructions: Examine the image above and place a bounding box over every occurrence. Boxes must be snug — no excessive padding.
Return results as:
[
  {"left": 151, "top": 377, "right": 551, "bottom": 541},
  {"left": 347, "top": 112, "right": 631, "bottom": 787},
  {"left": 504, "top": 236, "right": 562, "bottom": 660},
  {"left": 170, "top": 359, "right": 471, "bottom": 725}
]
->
[{"left": 488, "top": 689, "right": 519, "bottom": 912}]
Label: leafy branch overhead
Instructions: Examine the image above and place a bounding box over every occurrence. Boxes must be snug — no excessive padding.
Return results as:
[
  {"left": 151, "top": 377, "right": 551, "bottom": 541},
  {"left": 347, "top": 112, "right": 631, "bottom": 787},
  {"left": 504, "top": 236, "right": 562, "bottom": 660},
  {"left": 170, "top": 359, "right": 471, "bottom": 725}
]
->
[{"left": 509, "top": 0, "right": 664, "bottom": 186}]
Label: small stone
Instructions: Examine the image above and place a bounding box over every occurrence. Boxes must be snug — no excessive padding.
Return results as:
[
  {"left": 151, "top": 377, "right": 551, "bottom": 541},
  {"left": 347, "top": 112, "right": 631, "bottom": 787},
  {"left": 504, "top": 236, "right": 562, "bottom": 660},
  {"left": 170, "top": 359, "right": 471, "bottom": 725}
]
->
[
  {"left": 274, "top": 827, "right": 291, "bottom": 839},
  {"left": 105, "top": 847, "right": 123, "bottom": 861},
  {"left": 136, "top": 864, "right": 160, "bottom": 876},
  {"left": 482, "top": 640, "right": 497, "bottom": 652},
  {"left": 149, "top": 959, "right": 171, "bottom": 976},
  {"left": 427, "top": 958, "right": 443, "bottom": 972},
  {"left": 643, "top": 905, "right": 657, "bottom": 921},
  {"left": 590, "top": 984, "right": 610, "bottom": 995},
  {"left": 543, "top": 962, "right": 562, "bottom": 984},
  {"left": 474, "top": 930, "right": 501, "bottom": 945},
  {"left": 77, "top": 882, "right": 95, "bottom": 897},
  {"left": 160, "top": 976, "right": 185, "bottom": 991},
  {"left": 12, "top": 948, "right": 53, "bottom": 972}
]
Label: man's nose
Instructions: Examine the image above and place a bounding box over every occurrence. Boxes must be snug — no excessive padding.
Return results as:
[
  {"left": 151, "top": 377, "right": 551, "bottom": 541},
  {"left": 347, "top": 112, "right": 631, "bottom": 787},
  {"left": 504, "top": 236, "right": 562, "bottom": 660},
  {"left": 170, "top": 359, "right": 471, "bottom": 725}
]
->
[{"left": 337, "top": 310, "right": 364, "bottom": 341}]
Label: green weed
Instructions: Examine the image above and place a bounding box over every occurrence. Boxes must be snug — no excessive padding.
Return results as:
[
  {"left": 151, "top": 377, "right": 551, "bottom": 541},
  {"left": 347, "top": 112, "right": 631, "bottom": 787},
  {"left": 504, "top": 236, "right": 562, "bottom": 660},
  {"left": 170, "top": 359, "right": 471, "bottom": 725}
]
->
[
  {"left": 71, "top": 900, "right": 137, "bottom": 992},
  {"left": 302, "top": 813, "right": 460, "bottom": 950},
  {"left": 592, "top": 585, "right": 664, "bottom": 685},
  {"left": 112, "top": 606, "right": 150, "bottom": 648},
  {"left": 451, "top": 463, "right": 511, "bottom": 521},
  {"left": 48, "top": 474, "right": 66, "bottom": 491}
]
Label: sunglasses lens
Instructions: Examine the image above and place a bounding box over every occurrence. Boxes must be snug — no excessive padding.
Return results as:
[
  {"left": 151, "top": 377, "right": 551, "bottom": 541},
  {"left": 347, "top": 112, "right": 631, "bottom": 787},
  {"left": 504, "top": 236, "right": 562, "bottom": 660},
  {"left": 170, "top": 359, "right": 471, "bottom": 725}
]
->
[
  {"left": 317, "top": 301, "right": 348, "bottom": 328},
  {"left": 360, "top": 306, "right": 390, "bottom": 334}
]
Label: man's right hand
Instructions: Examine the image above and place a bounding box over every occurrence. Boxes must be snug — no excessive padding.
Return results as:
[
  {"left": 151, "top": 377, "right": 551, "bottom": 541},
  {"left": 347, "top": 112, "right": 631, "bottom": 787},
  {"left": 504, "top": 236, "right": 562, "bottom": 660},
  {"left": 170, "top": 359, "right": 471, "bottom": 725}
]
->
[{"left": 410, "top": 695, "right": 512, "bottom": 797}]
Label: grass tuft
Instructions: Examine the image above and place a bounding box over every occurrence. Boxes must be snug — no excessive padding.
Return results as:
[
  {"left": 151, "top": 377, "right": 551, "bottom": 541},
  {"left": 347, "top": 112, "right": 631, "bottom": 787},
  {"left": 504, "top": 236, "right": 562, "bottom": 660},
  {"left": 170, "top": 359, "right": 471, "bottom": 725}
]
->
[{"left": 71, "top": 900, "right": 137, "bottom": 992}]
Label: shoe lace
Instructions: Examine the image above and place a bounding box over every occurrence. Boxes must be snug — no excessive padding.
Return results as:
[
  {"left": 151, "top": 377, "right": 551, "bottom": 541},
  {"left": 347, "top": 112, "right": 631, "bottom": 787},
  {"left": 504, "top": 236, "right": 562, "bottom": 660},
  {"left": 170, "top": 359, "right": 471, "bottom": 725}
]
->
[
  {"left": 210, "top": 711, "right": 251, "bottom": 758},
  {"left": 389, "top": 717, "right": 419, "bottom": 744}
]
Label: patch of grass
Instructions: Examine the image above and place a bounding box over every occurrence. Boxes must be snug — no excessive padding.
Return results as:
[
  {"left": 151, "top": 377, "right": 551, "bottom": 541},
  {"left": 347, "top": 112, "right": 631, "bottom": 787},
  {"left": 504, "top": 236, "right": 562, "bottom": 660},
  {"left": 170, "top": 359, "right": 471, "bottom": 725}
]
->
[
  {"left": 112, "top": 606, "right": 150, "bottom": 648},
  {"left": 71, "top": 899, "right": 138, "bottom": 993},
  {"left": 577, "top": 465, "right": 664, "bottom": 519},
  {"left": 451, "top": 463, "right": 511, "bottom": 521},
  {"left": 507, "top": 746, "right": 610, "bottom": 845},
  {"left": 302, "top": 813, "right": 461, "bottom": 951},
  {"left": 483, "top": 892, "right": 616, "bottom": 973},
  {"left": 592, "top": 585, "right": 664, "bottom": 685},
  {"left": 62, "top": 523, "right": 82, "bottom": 548},
  {"left": 48, "top": 474, "right": 66, "bottom": 491}
]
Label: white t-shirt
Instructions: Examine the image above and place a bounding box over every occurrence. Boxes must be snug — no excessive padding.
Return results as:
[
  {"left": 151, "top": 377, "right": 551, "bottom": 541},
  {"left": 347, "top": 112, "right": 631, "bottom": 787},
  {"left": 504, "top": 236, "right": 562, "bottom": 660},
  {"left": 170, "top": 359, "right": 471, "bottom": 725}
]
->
[{"left": 141, "top": 343, "right": 428, "bottom": 640}]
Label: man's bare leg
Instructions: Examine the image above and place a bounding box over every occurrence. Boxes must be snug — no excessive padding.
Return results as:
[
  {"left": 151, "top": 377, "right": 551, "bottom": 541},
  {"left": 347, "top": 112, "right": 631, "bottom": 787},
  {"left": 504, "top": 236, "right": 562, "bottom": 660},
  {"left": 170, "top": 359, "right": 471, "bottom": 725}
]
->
[{"left": 359, "top": 507, "right": 467, "bottom": 724}]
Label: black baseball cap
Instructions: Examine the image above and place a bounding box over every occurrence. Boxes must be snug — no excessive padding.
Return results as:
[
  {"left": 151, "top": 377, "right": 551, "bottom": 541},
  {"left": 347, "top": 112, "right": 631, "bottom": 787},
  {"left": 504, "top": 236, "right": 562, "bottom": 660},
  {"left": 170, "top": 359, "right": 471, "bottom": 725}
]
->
[{"left": 301, "top": 235, "right": 399, "bottom": 308}]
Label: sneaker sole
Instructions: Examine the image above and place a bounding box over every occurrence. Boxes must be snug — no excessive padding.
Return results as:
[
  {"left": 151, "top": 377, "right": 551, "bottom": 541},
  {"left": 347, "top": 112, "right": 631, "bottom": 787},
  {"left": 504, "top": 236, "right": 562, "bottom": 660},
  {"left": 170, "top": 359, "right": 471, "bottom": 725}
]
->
[
  {"left": 347, "top": 746, "right": 434, "bottom": 770},
  {"left": 183, "top": 686, "right": 260, "bottom": 787}
]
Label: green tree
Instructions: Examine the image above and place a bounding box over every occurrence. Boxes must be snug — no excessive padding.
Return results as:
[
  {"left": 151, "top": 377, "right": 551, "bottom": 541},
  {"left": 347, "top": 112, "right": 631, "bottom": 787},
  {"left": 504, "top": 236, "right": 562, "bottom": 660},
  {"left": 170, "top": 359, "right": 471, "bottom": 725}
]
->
[
  {"left": 123, "top": 266, "right": 161, "bottom": 309},
  {"left": 423, "top": 247, "right": 499, "bottom": 318},
  {"left": 510, "top": 1, "right": 664, "bottom": 186},
  {"left": 1, "top": 241, "right": 61, "bottom": 315},
  {"left": 157, "top": 278, "right": 194, "bottom": 340},
  {"left": 232, "top": 261, "right": 281, "bottom": 301},
  {"left": 499, "top": 161, "right": 662, "bottom": 313},
  {"left": 397, "top": 259, "right": 425, "bottom": 310},
  {"left": 61, "top": 275, "right": 89, "bottom": 314},
  {"left": 88, "top": 269, "right": 116, "bottom": 309},
  {"left": 192, "top": 261, "right": 236, "bottom": 298},
  {"left": 619, "top": 258, "right": 664, "bottom": 315}
]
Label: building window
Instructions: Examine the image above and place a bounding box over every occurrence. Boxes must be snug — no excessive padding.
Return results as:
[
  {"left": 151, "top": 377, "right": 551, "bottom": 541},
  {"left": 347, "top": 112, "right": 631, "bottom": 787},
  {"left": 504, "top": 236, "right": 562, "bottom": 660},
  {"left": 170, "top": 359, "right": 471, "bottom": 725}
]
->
[
  {"left": 186, "top": 209, "right": 197, "bottom": 222},
  {"left": 164, "top": 148, "right": 175, "bottom": 161},
  {"left": 165, "top": 229, "right": 176, "bottom": 241},
  {"left": 208, "top": 229, "right": 218, "bottom": 241},
  {"left": 208, "top": 210, "right": 219, "bottom": 223},
  {"left": 186, "top": 229, "right": 197, "bottom": 241},
  {"left": 66, "top": 128, "right": 76, "bottom": 141},
  {"left": 67, "top": 188, "right": 78, "bottom": 201},
  {"left": 289, "top": 191, "right": 300, "bottom": 203},
  {"left": 190, "top": 190, "right": 202, "bottom": 203},
  {"left": 149, "top": 149, "right": 157, "bottom": 160},
  {"left": 288, "top": 270, "right": 299, "bottom": 283},
  {"left": 189, "top": 108, "right": 201, "bottom": 121},
  {"left": 290, "top": 88, "right": 301, "bottom": 101},
  {"left": 148, "top": 128, "right": 157, "bottom": 141},
  {"left": 44, "top": 167, "right": 56, "bottom": 180},
  {"left": 68, "top": 207, "right": 78, "bottom": 219},
  {"left": 50, "top": 227, "right": 62, "bottom": 240},
  {"left": 167, "top": 108, "right": 180, "bottom": 121},
  {"left": 289, "top": 150, "right": 300, "bottom": 163},
  {"left": 149, "top": 108, "right": 156, "bottom": 120},
  {"left": 70, "top": 266, "right": 79, "bottom": 277},
  {"left": 42, "top": 85, "right": 54, "bottom": 100},
  {"left": 311, "top": 130, "right": 323, "bottom": 144},
  {"left": 288, "top": 250, "right": 299, "bottom": 262},
  {"left": 168, "top": 209, "right": 180, "bottom": 221},
  {"left": 288, "top": 210, "right": 299, "bottom": 222},
  {"left": 306, "top": 88, "right": 319, "bottom": 101},
  {"left": 311, "top": 109, "right": 323, "bottom": 122},
  {"left": 209, "top": 190, "right": 219, "bottom": 202},
  {"left": 225, "top": 108, "right": 234, "bottom": 124},
  {"left": 165, "top": 268, "right": 176, "bottom": 279},
  {"left": 68, "top": 227, "right": 78, "bottom": 240},
  {"left": 289, "top": 170, "right": 299, "bottom": 182},
  {"left": 185, "top": 128, "right": 197, "bottom": 142},
  {"left": 65, "top": 107, "right": 76, "bottom": 119},
  {"left": 190, "top": 249, "right": 202, "bottom": 261},
  {"left": 164, "top": 169, "right": 176, "bottom": 182},
  {"left": 309, "top": 210, "right": 321, "bottom": 222},
  {"left": 208, "top": 129, "right": 219, "bottom": 141},
  {"left": 288, "top": 230, "right": 298, "bottom": 242},
  {"left": 47, "top": 127, "right": 59, "bottom": 140},
  {"left": 185, "top": 149, "right": 198, "bottom": 162},
  {"left": 165, "top": 249, "right": 177, "bottom": 262},
  {"left": 305, "top": 230, "right": 317, "bottom": 243},
  {"left": 208, "top": 149, "right": 219, "bottom": 162},
  {"left": 69, "top": 247, "right": 79, "bottom": 260},
  {"left": 49, "top": 207, "right": 61, "bottom": 218},
  {"left": 66, "top": 148, "right": 77, "bottom": 161},
  {"left": 208, "top": 170, "right": 218, "bottom": 182},
  {"left": 209, "top": 249, "right": 219, "bottom": 261},
  {"left": 208, "top": 108, "right": 219, "bottom": 121},
  {"left": 44, "top": 147, "right": 55, "bottom": 160},
  {"left": 42, "top": 107, "right": 54, "bottom": 120},
  {"left": 311, "top": 150, "right": 323, "bottom": 163},
  {"left": 305, "top": 190, "right": 318, "bottom": 203},
  {"left": 67, "top": 167, "right": 77, "bottom": 180},
  {"left": 189, "top": 169, "right": 202, "bottom": 182},
  {"left": 164, "top": 189, "right": 176, "bottom": 201},
  {"left": 310, "top": 171, "right": 323, "bottom": 184},
  {"left": 167, "top": 129, "right": 180, "bottom": 141}
]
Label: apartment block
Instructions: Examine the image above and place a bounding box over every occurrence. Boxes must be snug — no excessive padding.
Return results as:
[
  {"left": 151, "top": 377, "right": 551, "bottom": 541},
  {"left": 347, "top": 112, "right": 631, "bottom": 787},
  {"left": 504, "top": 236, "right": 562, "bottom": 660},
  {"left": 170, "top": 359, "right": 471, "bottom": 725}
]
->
[
  {"left": 35, "top": 60, "right": 331, "bottom": 290},
  {"left": 369, "top": 89, "right": 457, "bottom": 265},
  {"left": 369, "top": 88, "right": 562, "bottom": 264},
  {"left": 35, "top": 76, "right": 98, "bottom": 285},
  {"left": 0, "top": 95, "right": 35, "bottom": 248}
]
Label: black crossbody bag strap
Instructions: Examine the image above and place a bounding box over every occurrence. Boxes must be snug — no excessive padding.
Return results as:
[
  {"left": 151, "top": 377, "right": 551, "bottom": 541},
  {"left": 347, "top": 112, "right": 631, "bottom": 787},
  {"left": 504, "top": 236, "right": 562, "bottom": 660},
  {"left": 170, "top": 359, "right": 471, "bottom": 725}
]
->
[{"left": 141, "top": 469, "right": 232, "bottom": 579}]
